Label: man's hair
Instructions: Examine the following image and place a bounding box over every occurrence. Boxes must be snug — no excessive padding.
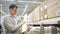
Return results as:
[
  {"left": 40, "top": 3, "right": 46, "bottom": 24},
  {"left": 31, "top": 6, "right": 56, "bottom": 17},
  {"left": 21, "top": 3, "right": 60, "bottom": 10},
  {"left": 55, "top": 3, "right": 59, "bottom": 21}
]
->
[{"left": 9, "top": 4, "right": 17, "bottom": 9}]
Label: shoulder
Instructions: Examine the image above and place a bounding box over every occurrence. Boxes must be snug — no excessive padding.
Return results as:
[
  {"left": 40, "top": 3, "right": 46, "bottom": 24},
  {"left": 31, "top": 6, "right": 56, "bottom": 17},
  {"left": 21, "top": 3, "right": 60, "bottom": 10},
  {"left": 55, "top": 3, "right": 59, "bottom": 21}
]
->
[{"left": 4, "top": 15, "right": 9, "bottom": 20}]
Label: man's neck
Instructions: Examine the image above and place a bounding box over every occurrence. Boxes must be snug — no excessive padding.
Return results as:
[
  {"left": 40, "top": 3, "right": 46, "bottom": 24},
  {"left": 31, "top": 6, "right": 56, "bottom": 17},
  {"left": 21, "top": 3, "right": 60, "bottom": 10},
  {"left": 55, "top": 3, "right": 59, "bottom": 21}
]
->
[{"left": 10, "top": 15, "right": 14, "bottom": 17}]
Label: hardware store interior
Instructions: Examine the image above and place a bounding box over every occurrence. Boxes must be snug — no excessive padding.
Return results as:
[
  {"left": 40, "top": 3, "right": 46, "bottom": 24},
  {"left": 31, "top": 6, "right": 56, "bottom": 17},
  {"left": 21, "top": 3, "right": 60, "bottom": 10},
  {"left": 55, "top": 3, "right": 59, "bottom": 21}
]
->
[{"left": 0, "top": 0, "right": 60, "bottom": 34}]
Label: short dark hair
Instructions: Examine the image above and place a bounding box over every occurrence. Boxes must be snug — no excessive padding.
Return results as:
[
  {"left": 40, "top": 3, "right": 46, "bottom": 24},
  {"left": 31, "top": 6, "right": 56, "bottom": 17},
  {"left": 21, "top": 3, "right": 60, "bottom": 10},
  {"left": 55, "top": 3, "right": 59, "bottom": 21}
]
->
[{"left": 9, "top": 4, "right": 17, "bottom": 9}]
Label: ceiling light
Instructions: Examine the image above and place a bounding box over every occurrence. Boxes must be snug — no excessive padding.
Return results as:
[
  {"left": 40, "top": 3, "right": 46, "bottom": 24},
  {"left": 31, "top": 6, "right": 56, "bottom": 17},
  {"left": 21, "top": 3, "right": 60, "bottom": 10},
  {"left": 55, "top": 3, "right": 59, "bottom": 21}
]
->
[
  {"left": 18, "top": 1, "right": 41, "bottom": 4},
  {"left": 4, "top": 0, "right": 14, "bottom": 1},
  {"left": 40, "top": 8, "right": 43, "bottom": 11},
  {"left": 44, "top": 5, "right": 47, "bottom": 9}
]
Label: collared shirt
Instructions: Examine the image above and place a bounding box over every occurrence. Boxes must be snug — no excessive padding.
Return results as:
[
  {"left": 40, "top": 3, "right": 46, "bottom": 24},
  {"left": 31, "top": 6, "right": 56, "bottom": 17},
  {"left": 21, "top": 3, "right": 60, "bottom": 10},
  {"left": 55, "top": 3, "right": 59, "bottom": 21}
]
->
[{"left": 3, "top": 15, "right": 21, "bottom": 34}]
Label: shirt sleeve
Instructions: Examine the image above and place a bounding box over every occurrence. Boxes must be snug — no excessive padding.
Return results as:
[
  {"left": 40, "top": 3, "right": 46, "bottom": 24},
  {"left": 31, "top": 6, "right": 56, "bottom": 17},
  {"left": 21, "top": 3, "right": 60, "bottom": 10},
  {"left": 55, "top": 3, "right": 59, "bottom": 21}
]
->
[{"left": 3, "top": 18, "right": 21, "bottom": 31}]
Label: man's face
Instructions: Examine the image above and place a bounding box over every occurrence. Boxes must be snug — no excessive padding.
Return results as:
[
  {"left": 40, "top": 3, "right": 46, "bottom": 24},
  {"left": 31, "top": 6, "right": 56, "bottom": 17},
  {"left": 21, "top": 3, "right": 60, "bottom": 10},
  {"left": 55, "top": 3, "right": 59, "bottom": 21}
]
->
[{"left": 10, "top": 7, "right": 17, "bottom": 16}]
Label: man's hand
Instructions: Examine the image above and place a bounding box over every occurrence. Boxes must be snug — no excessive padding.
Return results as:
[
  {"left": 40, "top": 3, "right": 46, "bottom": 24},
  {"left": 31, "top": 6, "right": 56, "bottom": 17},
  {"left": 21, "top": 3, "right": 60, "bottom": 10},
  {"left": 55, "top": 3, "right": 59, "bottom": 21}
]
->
[
  {"left": 18, "top": 21, "right": 26, "bottom": 27},
  {"left": 21, "top": 21, "right": 26, "bottom": 26}
]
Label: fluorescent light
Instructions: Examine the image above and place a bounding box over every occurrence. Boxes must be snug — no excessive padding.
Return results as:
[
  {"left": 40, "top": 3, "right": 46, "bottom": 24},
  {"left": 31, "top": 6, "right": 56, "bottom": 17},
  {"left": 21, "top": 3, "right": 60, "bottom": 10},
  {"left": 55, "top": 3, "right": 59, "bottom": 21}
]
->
[
  {"left": 18, "top": 1, "right": 41, "bottom": 3},
  {"left": 44, "top": 5, "right": 47, "bottom": 9},
  {"left": 40, "top": 8, "right": 43, "bottom": 11},
  {"left": 0, "top": 5, "right": 6, "bottom": 15},
  {"left": 4, "top": 0, "right": 14, "bottom": 1},
  {"left": 22, "top": 5, "right": 28, "bottom": 15},
  {"left": 44, "top": 15, "right": 48, "bottom": 19}
]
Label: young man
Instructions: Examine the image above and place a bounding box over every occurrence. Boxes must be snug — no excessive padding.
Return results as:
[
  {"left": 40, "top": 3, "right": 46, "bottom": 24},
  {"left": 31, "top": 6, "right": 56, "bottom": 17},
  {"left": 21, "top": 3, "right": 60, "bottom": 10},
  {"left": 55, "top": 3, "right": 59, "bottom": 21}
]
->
[{"left": 3, "top": 4, "right": 25, "bottom": 34}]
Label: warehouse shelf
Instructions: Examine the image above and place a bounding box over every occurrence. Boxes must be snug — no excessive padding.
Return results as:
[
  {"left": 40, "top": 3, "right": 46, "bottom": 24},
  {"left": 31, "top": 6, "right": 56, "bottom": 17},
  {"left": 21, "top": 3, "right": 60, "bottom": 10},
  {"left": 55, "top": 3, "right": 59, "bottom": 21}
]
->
[
  {"left": 28, "top": 17, "right": 60, "bottom": 25},
  {"left": 27, "top": 17, "right": 60, "bottom": 34}
]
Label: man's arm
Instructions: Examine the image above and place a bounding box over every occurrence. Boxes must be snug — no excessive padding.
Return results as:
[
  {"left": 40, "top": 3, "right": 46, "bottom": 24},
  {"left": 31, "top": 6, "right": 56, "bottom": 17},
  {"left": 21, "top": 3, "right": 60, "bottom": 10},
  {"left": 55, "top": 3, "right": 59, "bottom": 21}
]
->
[
  {"left": 18, "top": 21, "right": 26, "bottom": 27},
  {"left": 3, "top": 18, "right": 26, "bottom": 31},
  {"left": 3, "top": 18, "right": 17, "bottom": 31}
]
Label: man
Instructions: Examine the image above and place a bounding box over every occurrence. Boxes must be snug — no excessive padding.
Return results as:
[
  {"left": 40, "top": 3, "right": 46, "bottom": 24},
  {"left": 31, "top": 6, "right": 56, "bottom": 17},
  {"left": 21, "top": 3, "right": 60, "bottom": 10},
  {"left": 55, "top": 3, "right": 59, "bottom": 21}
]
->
[{"left": 3, "top": 4, "right": 25, "bottom": 34}]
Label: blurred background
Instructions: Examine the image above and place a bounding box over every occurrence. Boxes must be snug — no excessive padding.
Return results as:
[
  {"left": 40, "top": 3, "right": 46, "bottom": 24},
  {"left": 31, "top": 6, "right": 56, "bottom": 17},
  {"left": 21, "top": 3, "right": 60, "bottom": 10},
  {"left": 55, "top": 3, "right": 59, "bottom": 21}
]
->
[{"left": 0, "top": 0, "right": 60, "bottom": 34}]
